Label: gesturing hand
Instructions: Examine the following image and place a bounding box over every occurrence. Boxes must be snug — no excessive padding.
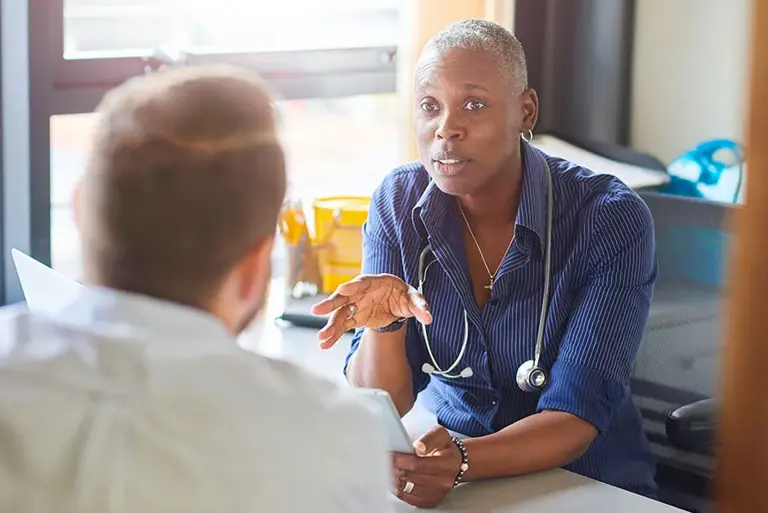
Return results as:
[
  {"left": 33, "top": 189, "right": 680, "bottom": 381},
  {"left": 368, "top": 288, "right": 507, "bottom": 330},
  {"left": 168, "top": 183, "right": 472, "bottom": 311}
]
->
[
  {"left": 391, "top": 426, "right": 463, "bottom": 509},
  {"left": 311, "top": 274, "right": 432, "bottom": 349}
]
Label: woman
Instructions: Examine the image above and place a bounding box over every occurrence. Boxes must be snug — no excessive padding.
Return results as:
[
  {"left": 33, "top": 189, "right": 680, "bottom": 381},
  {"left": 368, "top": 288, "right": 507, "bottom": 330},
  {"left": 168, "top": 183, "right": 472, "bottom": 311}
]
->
[{"left": 313, "top": 19, "right": 657, "bottom": 509}]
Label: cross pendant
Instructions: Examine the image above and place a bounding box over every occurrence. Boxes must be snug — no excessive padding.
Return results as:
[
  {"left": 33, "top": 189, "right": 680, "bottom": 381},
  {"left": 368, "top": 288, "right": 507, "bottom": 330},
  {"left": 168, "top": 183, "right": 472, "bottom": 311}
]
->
[{"left": 485, "top": 281, "right": 493, "bottom": 291}]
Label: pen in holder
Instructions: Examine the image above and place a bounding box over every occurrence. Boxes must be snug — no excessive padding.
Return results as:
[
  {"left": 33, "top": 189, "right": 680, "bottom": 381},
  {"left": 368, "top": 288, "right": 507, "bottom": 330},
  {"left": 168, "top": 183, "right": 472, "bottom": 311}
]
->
[{"left": 279, "top": 200, "right": 322, "bottom": 299}]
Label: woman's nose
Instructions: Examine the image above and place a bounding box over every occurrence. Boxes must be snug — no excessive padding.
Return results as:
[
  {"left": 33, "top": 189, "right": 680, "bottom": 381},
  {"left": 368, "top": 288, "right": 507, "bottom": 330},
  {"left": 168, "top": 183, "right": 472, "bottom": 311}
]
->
[{"left": 435, "top": 113, "right": 466, "bottom": 140}]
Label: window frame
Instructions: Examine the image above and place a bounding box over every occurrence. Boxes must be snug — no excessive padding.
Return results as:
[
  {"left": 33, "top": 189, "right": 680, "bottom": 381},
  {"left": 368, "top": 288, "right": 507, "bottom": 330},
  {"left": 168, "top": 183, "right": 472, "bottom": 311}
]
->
[
  {"left": 0, "top": 0, "right": 399, "bottom": 304},
  {"left": 51, "top": 1, "right": 398, "bottom": 113},
  {"left": 53, "top": 46, "right": 398, "bottom": 114}
]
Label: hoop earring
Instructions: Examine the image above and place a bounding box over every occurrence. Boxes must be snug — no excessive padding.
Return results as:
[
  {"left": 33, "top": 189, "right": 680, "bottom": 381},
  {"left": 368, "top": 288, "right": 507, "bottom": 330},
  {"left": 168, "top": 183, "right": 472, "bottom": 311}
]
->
[{"left": 521, "top": 129, "right": 534, "bottom": 143}]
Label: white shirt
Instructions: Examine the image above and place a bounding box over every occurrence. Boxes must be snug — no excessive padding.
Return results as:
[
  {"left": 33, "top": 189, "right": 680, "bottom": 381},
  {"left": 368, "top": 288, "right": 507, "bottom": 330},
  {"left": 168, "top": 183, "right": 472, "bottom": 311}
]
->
[{"left": 0, "top": 287, "right": 393, "bottom": 513}]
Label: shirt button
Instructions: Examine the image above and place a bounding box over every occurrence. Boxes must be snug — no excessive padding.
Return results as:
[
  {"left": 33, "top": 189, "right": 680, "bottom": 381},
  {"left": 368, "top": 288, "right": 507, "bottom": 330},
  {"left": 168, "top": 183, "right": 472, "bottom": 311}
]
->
[{"left": 492, "top": 400, "right": 497, "bottom": 405}]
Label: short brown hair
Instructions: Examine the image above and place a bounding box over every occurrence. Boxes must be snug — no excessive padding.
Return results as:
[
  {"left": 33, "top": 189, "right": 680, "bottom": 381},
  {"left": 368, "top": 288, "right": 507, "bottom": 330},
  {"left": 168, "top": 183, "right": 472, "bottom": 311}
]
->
[{"left": 80, "top": 64, "right": 286, "bottom": 307}]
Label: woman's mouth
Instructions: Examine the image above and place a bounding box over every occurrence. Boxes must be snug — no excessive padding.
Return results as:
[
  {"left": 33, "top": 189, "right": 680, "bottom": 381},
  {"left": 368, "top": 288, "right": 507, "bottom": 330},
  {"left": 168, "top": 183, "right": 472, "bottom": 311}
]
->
[{"left": 433, "top": 159, "right": 470, "bottom": 176}]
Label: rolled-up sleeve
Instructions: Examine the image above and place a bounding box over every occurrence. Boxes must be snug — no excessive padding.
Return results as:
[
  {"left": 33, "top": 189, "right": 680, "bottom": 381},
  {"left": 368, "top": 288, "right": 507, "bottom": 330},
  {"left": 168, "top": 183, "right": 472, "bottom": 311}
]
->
[
  {"left": 343, "top": 182, "right": 430, "bottom": 395},
  {"left": 537, "top": 192, "right": 658, "bottom": 433}
]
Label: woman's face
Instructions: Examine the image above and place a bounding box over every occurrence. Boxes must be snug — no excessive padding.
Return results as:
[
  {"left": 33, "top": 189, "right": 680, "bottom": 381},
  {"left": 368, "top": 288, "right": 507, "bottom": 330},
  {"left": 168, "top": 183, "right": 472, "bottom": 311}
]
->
[{"left": 413, "top": 47, "right": 538, "bottom": 196}]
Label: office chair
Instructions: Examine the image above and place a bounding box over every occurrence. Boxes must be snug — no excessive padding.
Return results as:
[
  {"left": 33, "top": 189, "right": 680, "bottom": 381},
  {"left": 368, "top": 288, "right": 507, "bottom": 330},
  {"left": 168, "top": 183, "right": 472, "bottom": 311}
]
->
[
  {"left": 666, "top": 398, "right": 717, "bottom": 453},
  {"left": 633, "top": 192, "right": 730, "bottom": 512}
]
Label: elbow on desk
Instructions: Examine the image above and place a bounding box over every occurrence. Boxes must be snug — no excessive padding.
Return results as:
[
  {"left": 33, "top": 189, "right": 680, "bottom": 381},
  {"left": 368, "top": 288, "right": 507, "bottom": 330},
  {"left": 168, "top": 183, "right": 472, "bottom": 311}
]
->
[
  {"left": 541, "top": 410, "right": 600, "bottom": 467},
  {"left": 566, "top": 436, "right": 602, "bottom": 471},
  {"left": 562, "top": 437, "right": 594, "bottom": 466}
]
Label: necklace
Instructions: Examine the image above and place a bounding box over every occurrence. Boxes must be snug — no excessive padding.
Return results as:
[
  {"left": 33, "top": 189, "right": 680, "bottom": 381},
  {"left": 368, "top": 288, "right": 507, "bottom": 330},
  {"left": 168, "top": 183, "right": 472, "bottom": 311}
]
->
[{"left": 457, "top": 201, "right": 515, "bottom": 291}]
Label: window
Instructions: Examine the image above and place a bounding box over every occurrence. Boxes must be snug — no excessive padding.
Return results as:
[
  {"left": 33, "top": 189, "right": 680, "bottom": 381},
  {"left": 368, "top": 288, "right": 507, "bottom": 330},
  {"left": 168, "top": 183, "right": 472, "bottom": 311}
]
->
[
  {"left": 279, "top": 93, "right": 403, "bottom": 201},
  {"left": 0, "top": 1, "right": 403, "bottom": 304},
  {"left": 50, "top": 93, "right": 403, "bottom": 280},
  {"left": 51, "top": 1, "right": 400, "bottom": 113},
  {"left": 50, "top": 114, "right": 93, "bottom": 279},
  {"left": 63, "top": 0, "right": 402, "bottom": 58}
]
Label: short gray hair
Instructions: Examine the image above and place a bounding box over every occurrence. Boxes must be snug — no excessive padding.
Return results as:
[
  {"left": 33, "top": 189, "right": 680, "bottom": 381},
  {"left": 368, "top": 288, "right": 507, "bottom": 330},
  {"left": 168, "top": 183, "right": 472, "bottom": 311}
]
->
[{"left": 425, "top": 19, "right": 528, "bottom": 92}]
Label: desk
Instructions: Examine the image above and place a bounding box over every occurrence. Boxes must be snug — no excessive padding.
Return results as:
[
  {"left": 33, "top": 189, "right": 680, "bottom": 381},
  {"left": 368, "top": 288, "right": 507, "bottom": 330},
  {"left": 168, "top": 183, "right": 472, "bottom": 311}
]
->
[
  {"left": 394, "top": 400, "right": 685, "bottom": 513},
  {"left": 391, "top": 469, "right": 685, "bottom": 512}
]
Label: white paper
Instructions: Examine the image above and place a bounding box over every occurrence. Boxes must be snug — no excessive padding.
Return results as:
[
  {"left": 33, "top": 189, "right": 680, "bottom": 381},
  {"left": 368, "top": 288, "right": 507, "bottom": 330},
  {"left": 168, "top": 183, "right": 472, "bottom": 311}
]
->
[{"left": 532, "top": 135, "right": 670, "bottom": 189}]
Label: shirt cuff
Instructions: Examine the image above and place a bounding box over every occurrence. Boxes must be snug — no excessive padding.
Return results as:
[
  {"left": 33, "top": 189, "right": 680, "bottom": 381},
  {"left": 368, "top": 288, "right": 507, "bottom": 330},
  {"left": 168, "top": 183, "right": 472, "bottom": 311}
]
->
[{"left": 536, "top": 359, "right": 628, "bottom": 433}]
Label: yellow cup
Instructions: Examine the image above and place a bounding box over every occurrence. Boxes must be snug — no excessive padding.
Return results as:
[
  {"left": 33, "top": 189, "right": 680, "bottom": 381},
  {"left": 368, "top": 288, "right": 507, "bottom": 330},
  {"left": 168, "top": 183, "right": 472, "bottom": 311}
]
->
[{"left": 313, "top": 196, "right": 371, "bottom": 294}]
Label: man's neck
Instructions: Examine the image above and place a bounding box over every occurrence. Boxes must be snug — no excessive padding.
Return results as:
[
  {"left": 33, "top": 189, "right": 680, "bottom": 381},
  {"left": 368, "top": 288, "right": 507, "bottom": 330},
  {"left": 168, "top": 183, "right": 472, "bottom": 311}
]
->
[{"left": 457, "top": 154, "right": 523, "bottom": 224}]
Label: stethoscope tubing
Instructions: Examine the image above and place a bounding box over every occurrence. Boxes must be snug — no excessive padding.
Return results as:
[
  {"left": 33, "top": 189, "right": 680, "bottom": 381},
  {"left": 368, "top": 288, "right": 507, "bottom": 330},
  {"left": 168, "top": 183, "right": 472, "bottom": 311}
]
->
[{"left": 416, "top": 152, "right": 553, "bottom": 385}]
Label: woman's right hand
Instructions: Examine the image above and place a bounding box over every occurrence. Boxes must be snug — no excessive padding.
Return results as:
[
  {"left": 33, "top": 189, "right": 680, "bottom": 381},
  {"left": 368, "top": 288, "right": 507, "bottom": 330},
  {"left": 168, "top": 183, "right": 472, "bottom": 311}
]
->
[{"left": 311, "top": 274, "right": 432, "bottom": 349}]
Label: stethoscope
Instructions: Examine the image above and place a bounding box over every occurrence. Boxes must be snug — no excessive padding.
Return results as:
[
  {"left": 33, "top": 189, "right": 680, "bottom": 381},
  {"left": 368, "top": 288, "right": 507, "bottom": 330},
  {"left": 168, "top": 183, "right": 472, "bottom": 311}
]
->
[{"left": 418, "top": 156, "right": 553, "bottom": 393}]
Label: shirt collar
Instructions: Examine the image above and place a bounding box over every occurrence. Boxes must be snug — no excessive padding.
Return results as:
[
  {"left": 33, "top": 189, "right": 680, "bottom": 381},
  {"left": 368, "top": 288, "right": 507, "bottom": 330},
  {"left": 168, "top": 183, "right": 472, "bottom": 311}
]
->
[
  {"left": 411, "top": 141, "right": 549, "bottom": 251},
  {"left": 517, "top": 141, "right": 548, "bottom": 250},
  {"left": 55, "top": 286, "right": 233, "bottom": 344}
]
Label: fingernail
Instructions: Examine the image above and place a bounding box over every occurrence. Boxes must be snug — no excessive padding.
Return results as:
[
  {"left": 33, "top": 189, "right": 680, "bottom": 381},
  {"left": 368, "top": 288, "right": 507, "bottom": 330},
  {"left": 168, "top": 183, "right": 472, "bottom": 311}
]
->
[{"left": 413, "top": 441, "right": 426, "bottom": 453}]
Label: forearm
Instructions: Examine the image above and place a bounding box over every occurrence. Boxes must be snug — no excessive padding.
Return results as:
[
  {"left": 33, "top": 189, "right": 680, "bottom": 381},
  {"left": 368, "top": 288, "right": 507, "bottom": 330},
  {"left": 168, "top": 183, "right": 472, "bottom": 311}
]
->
[
  {"left": 347, "top": 328, "right": 415, "bottom": 416},
  {"left": 461, "top": 411, "right": 598, "bottom": 482}
]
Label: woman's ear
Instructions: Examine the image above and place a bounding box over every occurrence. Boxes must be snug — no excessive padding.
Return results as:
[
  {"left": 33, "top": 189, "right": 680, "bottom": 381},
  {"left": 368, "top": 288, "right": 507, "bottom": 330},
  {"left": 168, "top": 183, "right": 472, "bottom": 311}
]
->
[{"left": 520, "top": 88, "right": 539, "bottom": 133}]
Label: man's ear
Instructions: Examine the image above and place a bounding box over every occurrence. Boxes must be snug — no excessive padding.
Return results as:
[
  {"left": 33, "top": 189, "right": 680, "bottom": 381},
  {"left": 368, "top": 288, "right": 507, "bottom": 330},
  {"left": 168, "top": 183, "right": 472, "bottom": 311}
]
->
[{"left": 237, "top": 235, "right": 274, "bottom": 301}]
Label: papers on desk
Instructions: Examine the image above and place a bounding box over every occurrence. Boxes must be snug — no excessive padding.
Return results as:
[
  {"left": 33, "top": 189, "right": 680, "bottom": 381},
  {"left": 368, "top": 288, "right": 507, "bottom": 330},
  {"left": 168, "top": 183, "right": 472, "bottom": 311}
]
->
[{"left": 532, "top": 135, "right": 670, "bottom": 190}]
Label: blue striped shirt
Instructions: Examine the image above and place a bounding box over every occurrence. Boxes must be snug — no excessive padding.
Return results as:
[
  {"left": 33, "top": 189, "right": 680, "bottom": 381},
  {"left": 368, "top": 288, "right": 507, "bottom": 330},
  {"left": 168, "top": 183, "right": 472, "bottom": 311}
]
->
[{"left": 345, "top": 142, "right": 658, "bottom": 497}]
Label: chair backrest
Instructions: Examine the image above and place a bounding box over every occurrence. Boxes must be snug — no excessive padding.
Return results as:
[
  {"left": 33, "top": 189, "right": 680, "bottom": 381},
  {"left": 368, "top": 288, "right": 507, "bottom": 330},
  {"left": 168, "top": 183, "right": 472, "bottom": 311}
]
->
[{"left": 633, "top": 192, "right": 735, "bottom": 511}]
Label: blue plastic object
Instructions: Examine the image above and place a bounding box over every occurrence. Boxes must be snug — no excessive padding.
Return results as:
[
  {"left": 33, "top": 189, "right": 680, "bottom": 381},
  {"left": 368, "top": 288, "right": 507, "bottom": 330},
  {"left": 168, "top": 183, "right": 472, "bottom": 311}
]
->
[{"left": 660, "top": 139, "right": 745, "bottom": 204}]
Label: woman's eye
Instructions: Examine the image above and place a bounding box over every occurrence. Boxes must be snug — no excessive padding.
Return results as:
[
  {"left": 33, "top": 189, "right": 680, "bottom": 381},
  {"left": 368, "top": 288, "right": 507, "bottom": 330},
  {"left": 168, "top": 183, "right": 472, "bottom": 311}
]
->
[
  {"left": 465, "top": 101, "right": 485, "bottom": 111},
  {"left": 420, "top": 102, "right": 438, "bottom": 112}
]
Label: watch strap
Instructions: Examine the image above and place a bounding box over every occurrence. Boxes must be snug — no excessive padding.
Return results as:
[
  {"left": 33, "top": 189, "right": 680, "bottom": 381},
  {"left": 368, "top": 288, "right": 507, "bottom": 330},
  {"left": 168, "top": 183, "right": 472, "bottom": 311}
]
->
[{"left": 374, "top": 317, "right": 407, "bottom": 332}]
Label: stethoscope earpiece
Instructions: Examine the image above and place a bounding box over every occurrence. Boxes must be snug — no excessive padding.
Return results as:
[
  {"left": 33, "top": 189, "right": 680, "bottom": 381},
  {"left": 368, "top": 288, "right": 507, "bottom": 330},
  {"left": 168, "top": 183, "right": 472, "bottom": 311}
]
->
[{"left": 421, "top": 359, "right": 473, "bottom": 380}]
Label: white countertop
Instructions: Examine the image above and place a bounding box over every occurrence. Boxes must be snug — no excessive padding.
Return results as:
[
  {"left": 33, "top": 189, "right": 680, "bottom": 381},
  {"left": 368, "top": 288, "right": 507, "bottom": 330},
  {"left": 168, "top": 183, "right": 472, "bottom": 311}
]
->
[
  {"left": 391, "top": 468, "right": 685, "bottom": 513},
  {"left": 392, "top": 399, "right": 685, "bottom": 513}
]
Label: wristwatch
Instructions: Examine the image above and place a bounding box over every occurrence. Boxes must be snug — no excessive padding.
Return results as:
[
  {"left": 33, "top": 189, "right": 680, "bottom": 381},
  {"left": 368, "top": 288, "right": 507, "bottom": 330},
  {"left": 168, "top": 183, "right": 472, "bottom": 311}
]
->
[{"left": 374, "top": 317, "right": 407, "bottom": 332}]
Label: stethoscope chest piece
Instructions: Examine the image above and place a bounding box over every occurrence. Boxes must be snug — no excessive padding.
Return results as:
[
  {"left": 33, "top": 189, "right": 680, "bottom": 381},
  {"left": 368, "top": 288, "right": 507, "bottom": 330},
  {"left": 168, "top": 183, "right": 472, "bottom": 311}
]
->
[{"left": 516, "top": 359, "right": 547, "bottom": 392}]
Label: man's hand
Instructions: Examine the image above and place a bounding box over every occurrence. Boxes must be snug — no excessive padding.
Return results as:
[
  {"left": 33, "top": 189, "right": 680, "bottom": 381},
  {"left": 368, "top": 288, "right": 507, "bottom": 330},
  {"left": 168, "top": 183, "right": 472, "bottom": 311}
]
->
[
  {"left": 311, "top": 274, "right": 432, "bottom": 349},
  {"left": 391, "top": 426, "right": 462, "bottom": 509}
]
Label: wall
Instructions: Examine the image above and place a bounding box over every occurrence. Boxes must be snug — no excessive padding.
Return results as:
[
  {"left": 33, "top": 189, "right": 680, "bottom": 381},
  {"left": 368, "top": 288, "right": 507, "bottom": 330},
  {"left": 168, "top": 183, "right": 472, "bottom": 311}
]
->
[
  {"left": 516, "top": 0, "right": 636, "bottom": 146},
  {"left": 630, "top": 0, "right": 750, "bottom": 164}
]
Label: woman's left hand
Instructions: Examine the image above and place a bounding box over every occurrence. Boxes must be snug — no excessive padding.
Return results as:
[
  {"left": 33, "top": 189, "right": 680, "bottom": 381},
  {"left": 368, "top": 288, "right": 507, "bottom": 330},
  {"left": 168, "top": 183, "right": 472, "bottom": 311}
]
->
[{"left": 391, "top": 426, "right": 463, "bottom": 509}]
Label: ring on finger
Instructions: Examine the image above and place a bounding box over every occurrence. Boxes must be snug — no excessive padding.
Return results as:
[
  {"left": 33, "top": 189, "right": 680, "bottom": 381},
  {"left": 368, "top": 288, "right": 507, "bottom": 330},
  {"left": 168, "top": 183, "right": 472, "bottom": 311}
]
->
[
  {"left": 346, "top": 304, "right": 357, "bottom": 320},
  {"left": 403, "top": 480, "right": 415, "bottom": 494}
]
